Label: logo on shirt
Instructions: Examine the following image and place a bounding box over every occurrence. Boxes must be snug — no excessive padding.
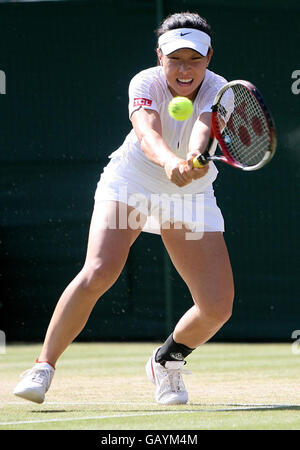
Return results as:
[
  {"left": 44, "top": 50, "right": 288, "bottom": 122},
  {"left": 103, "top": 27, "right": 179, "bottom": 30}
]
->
[{"left": 133, "top": 98, "right": 152, "bottom": 107}]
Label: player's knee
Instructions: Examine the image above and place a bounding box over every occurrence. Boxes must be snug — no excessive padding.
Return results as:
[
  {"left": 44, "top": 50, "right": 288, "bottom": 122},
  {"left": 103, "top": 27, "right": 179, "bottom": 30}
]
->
[
  {"left": 217, "top": 292, "right": 234, "bottom": 324},
  {"left": 196, "top": 290, "right": 234, "bottom": 325},
  {"left": 204, "top": 303, "right": 232, "bottom": 326},
  {"left": 79, "top": 259, "right": 123, "bottom": 294},
  {"left": 216, "top": 298, "right": 233, "bottom": 324},
  {"left": 216, "top": 302, "right": 233, "bottom": 325}
]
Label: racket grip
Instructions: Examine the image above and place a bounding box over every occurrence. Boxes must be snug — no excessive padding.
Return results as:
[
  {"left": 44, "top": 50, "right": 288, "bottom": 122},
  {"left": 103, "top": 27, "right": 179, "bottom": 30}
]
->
[{"left": 193, "top": 154, "right": 208, "bottom": 168}]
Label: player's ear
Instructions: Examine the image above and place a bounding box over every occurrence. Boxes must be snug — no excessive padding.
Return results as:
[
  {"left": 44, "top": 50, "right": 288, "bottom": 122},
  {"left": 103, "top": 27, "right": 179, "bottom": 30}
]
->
[
  {"left": 156, "top": 48, "right": 163, "bottom": 66},
  {"left": 206, "top": 48, "right": 213, "bottom": 66}
]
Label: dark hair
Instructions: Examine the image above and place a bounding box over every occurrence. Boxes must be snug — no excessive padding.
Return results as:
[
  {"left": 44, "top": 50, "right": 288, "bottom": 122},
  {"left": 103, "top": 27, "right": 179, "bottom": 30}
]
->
[{"left": 156, "top": 11, "right": 212, "bottom": 40}]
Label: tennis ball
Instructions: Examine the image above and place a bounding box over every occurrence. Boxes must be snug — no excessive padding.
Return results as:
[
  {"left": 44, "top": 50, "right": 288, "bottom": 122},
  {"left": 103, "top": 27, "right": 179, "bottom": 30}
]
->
[{"left": 168, "top": 96, "right": 193, "bottom": 121}]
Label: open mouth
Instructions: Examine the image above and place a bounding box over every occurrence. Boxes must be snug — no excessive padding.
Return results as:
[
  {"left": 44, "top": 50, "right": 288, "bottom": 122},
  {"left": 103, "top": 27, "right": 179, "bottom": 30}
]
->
[{"left": 176, "top": 78, "right": 193, "bottom": 86}]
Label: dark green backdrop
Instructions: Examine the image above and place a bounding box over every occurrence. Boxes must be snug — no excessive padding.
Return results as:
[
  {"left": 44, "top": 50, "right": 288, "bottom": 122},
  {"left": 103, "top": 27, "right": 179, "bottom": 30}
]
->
[{"left": 1, "top": 0, "right": 299, "bottom": 342}]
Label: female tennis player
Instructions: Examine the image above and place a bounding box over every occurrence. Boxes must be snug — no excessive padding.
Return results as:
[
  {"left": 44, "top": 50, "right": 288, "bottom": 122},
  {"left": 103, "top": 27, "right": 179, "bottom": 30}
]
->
[{"left": 14, "top": 12, "right": 234, "bottom": 405}]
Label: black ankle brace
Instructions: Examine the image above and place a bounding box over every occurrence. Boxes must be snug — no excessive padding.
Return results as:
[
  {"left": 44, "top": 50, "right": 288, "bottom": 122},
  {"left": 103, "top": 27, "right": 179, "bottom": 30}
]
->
[{"left": 155, "top": 334, "right": 195, "bottom": 366}]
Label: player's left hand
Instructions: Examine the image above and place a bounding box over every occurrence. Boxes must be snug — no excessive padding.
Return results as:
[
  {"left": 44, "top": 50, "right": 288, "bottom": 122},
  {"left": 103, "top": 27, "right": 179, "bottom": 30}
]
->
[{"left": 186, "top": 156, "right": 209, "bottom": 180}]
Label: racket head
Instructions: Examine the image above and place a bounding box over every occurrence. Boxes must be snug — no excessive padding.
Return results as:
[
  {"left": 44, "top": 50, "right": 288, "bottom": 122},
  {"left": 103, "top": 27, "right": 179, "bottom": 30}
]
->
[{"left": 211, "top": 80, "right": 277, "bottom": 170}]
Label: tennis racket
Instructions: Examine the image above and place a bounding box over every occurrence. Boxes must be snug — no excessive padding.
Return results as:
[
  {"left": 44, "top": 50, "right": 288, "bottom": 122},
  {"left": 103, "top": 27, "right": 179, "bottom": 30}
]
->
[{"left": 192, "top": 80, "right": 277, "bottom": 171}]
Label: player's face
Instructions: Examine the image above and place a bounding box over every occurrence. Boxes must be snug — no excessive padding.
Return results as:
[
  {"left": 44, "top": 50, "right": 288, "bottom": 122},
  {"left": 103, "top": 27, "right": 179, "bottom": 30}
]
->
[{"left": 158, "top": 48, "right": 213, "bottom": 101}]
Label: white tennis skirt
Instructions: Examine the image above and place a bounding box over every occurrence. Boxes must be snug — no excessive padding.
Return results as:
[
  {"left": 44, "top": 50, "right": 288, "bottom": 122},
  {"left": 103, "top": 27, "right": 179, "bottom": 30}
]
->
[{"left": 94, "top": 156, "right": 224, "bottom": 236}]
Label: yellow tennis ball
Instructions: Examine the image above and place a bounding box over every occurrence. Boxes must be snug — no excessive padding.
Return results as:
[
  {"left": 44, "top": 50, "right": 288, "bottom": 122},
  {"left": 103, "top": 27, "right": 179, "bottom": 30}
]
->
[{"left": 168, "top": 96, "right": 193, "bottom": 121}]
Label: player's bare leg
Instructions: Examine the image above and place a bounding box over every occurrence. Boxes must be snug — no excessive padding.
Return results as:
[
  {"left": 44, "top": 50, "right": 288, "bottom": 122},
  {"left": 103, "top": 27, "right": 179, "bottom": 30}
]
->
[
  {"left": 14, "top": 201, "right": 146, "bottom": 403},
  {"left": 38, "top": 201, "right": 146, "bottom": 366},
  {"left": 146, "top": 224, "right": 234, "bottom": 405},
  {"left": 161, "top": 226, "right": 234, "bottom": 348}
]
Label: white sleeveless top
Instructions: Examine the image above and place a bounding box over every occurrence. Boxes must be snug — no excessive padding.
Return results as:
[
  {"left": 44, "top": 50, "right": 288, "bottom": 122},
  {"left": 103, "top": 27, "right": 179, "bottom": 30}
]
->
[{"left": 107, "top": 66, "right": 228, "bottom": 195}]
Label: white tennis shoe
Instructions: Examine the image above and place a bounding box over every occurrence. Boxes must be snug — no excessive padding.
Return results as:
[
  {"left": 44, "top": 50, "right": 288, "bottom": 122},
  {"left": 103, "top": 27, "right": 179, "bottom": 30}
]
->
[
  {"left": 13, "top": 362, "right": 55, "bottom": 404},
  {"left": 146, "top": 348, "right": 188, "bottom": 405}
]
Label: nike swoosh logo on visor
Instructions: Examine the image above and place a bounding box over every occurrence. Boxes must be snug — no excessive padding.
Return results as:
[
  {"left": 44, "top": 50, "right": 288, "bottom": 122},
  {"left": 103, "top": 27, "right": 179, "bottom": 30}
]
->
[{"left": 180, "top": 32, "right": 191, "bottom": 36}]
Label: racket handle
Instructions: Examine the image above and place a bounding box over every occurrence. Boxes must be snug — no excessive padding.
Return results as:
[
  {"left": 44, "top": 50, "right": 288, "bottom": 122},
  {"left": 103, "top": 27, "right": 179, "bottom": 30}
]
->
[{"left": 193, "top": 154, "right": 208, "bottom": 168}]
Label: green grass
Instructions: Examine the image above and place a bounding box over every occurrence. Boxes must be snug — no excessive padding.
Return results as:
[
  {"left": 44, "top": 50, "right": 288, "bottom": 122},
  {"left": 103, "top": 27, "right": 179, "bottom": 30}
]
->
[{"left": 0, "top": 342, "right": 300, "bottom": 430}]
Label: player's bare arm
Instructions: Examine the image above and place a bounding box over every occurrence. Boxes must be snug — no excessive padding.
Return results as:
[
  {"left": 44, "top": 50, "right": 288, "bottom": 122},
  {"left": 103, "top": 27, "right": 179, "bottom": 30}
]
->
[
  {"left": 187, "top": 112, "right": 211, "bottom": 179},
  {"left": 131, "top": 107, "right": 196, "bottom": 187}
]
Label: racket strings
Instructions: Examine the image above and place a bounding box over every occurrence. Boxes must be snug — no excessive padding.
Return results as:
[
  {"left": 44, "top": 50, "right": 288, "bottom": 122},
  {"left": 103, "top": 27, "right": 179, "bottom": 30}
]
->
[{"left": 217, "top": 84, "right": 270, "bottom": 167}]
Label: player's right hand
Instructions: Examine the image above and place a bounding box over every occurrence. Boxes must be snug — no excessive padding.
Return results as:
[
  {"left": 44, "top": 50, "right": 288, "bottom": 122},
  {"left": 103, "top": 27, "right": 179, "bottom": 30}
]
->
[{"left": 163, "top": 157, "right": 194, "bottom": 187}]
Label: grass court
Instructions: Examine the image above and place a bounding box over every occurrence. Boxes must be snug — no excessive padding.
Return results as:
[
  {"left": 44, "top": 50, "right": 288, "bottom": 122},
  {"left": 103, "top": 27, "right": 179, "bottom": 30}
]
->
[{"left": 0, "top": 342, "right": 300, "bottom": 430}]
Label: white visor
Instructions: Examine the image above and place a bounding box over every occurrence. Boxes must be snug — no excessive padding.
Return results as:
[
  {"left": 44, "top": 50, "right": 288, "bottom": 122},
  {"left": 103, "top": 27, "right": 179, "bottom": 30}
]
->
[{"left": 158, "top": 28, "right": 211, "bottom": 56}]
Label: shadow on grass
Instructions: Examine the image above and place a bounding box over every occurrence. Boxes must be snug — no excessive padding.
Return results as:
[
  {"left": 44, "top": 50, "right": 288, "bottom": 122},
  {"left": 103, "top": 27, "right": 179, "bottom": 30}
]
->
[
  {"left": 31, "top": 404, "right": 300, "bottom": 415},
  {"left": 31, "top": 410, "right": 71, "bottom": 414},
  {"left": 190, "top": 404, "right": 300, "bottom": 412}
]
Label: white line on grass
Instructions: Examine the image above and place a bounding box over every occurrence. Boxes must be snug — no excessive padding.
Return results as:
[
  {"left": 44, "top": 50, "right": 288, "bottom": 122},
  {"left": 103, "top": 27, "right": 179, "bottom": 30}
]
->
[
  {"left": 4, "top": 401, "right": 157, "bottom": 406},
  {"left": 0, "top": 404, "right": 296, "bottom": 426},
  {"left": 0, "top": 410, "right": 198, "bottom": 426}
]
